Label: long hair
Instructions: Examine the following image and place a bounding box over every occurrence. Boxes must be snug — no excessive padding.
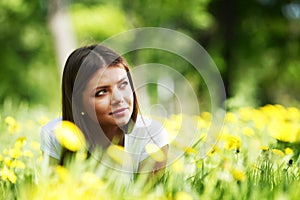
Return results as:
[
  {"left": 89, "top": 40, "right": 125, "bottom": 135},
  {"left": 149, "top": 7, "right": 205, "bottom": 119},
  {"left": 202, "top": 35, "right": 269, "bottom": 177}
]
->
[{"left": 60, "top": 44, "right": 139, "bottom": 164}]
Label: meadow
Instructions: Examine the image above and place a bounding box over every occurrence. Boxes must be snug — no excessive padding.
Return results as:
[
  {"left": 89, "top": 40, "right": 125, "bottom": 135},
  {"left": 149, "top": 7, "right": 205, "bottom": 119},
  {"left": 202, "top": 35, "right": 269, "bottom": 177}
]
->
[{"left": 0, "top": 102, "right": 300, "bottom": 200}]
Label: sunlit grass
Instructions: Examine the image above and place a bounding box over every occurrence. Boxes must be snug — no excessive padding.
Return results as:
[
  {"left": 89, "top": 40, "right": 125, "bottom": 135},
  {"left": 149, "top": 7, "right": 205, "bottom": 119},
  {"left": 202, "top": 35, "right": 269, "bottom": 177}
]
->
[{"left": 0, "top": 104, "right": 300, "bottom": 199}]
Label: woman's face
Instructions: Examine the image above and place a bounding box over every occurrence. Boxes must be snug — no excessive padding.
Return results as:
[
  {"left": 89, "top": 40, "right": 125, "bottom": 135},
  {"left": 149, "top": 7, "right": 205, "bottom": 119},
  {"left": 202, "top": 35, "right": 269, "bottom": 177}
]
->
[{"left": 82, "top": 66, "right": 134, "bottom": 129}]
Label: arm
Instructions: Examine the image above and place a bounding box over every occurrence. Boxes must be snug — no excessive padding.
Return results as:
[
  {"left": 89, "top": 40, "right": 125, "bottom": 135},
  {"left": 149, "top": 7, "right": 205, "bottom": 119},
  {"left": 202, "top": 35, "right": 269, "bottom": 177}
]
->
[
  {"left": 40, "top": 118, "right": 62, "bottom": 169},
  {"left": 138, "top": 144, "right": 169, "bottom": 179}
]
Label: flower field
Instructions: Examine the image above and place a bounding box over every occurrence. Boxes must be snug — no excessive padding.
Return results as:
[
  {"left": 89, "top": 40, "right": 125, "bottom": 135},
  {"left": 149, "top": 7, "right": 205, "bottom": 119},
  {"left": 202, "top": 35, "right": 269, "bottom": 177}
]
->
[{"left": 1, "top": 104, "right": 300, "bottom": 199}]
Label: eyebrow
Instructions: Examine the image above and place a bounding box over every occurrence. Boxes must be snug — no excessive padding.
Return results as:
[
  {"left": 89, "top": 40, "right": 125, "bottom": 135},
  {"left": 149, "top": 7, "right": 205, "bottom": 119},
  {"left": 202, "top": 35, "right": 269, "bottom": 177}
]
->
[{"left": 94, "top": 76, "right": 128, "bottom": 91}]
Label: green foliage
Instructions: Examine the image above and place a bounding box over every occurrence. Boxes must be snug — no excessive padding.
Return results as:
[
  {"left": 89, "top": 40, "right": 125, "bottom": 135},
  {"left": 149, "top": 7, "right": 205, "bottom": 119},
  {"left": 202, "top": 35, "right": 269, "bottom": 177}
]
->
[
  {"left": 1, "top": 0, "right": 299, "bottom": 109},
  {"left": 71, "top": 3, "right": 130, "bottom": 43},
  {"left": 0, "top": 0, "right": 60, "bottom": 107}
]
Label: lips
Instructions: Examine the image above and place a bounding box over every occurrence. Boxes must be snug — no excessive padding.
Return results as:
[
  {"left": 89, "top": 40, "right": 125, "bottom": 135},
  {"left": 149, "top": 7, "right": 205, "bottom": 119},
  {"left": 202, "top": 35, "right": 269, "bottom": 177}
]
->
[{"left": 110, "top": 108, "right": 128, "bottom": 115}]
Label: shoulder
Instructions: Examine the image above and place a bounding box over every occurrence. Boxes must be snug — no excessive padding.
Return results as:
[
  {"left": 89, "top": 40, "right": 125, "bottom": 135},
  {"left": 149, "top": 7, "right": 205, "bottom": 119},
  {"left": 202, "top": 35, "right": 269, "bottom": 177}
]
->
[
  {"left": 40, "top": 117, "right": 62, "bottom": 141},
  {"left": 41, "top": 117, "right": 62, "bottom": 132},
  {"left": 40, "top": 117, "right": 63, "bottom": 160}
]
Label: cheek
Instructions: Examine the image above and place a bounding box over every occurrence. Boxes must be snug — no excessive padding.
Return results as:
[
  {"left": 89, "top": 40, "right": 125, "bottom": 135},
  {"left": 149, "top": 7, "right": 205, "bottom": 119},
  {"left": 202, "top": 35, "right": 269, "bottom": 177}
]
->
[
  {"left": 124, "top": 88, "right": 134, "bottom": 104},
  {"left": 94, "top": 98, "right": 110, "bottom": 114}
]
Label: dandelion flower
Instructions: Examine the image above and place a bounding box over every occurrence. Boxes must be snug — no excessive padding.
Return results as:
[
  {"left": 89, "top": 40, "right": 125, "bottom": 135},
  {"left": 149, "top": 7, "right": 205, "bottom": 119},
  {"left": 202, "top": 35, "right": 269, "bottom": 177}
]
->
[
  {"left": 9, "top": 148, "right": 22, "bottom": 159},
  {"left": 5, "top": 116, "right": 16, "bottom": 125},
  {"left": 184, "top": 147, "right": 197, "bottom": 155},
  {"left": 1, "top": 167, "right": 17, "bottom": 184},
  {"left": 285, "top": 147, "right": 293, "bottom": 155},
  {"left": 81, "top": 172, "right": 105, "bottom": 189},
  {"left": 5, "top": 116, "right": 21, "bottom": 134},
  {"left": 145, "top": 143, "right": 166, "bottom": 162},
  {"left": 14, "top": 137, "right": 27, "bottom": 148},
  {"left": 54, "top": 121, "right": 86, "bottom": 152},
  {"left": 175, "top": 191, "right": 193, "bottom": 200},
  {"left": 10, "top": 160, "right": 26, "bottom": 169},
  {"left": 231, "top": 168, "right": 246, "bottom": 181},
  {"left": 55, "top": 165, "right": 69, "bottom": 182},
  {"left": 260, "top": 145, "right": 268, "bottom": 150},
  {"left": 242, "top": 127, "right": 254, "bottom": 137},
  {"left": 225, "top": 112, "right": 238, "bottom": 123},
  {"left": 106, "top": 145, "right": 132, "bottom": 165},
  {"left": 271, "top": 149, "right": 285, "bottom": 157},
  {"left": 4, "top": 157, "right": 12, "bottom": 166},
  {"left": 171, "top": 159, "right": 184, "bottom": 173},
  {"left": 223, "top": 134, "right": 241, "bottom": 151}
]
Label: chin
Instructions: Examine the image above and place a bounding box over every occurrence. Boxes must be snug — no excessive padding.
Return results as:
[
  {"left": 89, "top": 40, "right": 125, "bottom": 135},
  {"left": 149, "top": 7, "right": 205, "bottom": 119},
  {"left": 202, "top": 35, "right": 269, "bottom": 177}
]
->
[{"left": 116, "top": 118, "right": 131, "bottom": 127}]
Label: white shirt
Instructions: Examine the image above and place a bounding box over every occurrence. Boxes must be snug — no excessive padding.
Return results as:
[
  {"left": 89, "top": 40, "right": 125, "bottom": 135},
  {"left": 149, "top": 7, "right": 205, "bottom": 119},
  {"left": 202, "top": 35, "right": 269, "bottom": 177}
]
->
[{"left": 40, "top": 115, "right": 169, "bottom": 174}]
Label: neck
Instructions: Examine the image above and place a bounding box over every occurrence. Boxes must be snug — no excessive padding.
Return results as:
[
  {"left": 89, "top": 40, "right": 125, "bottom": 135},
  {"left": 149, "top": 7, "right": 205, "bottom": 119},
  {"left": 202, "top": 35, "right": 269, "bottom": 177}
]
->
[{"left": 101, "top": 125, "right": 125, "bottom": 146}]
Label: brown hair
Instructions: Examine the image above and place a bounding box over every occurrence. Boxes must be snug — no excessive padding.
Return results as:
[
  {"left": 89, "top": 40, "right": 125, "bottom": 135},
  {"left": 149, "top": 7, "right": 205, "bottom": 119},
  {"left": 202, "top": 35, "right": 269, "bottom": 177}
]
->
[{"left": 60, "top": 44, "right": 139, "bottom": 164}]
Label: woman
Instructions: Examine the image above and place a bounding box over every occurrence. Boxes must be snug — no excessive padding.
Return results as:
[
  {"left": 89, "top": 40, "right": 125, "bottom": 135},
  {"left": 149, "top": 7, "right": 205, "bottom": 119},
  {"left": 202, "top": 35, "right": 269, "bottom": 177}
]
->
[{"left": 40, "top": 44, "right": 169, "bottom": 179}]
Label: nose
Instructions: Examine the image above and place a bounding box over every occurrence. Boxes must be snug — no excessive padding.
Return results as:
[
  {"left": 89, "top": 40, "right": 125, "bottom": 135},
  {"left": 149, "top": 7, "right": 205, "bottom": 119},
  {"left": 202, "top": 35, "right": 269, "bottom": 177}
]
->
[{"left": 111, "top": 87, "right": 124, "bottom": 105}]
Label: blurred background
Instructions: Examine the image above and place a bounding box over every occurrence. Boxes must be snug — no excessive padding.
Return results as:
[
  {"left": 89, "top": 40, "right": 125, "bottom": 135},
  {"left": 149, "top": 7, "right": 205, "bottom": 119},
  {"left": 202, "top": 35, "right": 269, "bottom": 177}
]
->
[{"left": 0, "top": 0, "right": 299, "bottom": 115}]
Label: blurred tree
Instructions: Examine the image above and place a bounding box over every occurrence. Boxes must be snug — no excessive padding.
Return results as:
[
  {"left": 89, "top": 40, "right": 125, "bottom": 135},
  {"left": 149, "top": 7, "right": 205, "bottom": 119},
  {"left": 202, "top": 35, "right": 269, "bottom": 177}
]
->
[
  {"left": 46, "top": 0, "right": 76, "bottom": 73},
  {"left": 0, "top": 0, "right": 299, "bottom": 110},
  {"left": 0, "top": 0, "right": 60, "bottom": 107},
  {"left": 68, "top": 0, "right": 300, "bottom": 111},
  {"left": 208, "top": 0, "right": 300, "bottom": 108}
]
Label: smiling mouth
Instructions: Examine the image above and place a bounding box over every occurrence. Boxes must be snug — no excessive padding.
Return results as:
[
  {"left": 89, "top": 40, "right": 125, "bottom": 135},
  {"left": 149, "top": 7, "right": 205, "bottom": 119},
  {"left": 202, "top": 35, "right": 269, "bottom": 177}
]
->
[{"left": 110, "top": 108, "right": 128, "bottom": 115}]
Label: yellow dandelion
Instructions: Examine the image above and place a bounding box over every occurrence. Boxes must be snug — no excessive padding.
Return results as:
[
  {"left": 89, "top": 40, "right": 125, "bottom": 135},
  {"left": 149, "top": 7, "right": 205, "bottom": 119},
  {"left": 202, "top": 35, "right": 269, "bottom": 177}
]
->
[
  {"left": 225, "top": 112, "right": 238, "bottom": 123},
  {"left": 14, "top": 137, "right": 27, "bottom": 149},
  {"left": 194, "top": 116, "right": 210, "bottom": 130},
  {"left": 287, "top": 107, "right": 300, "bottom": 122},
  {"left": 272, "top": 149, "right": 285, "bottom": 157},
  {"left": 54, "top": 121, "right": 86, "bottom": 152},
  {"left": 163, "top": 115, "right": 182, "bottom": 140},
  {"left": 171, "top": 159, "right": 184, "bottom": 173},
  {"left": 242, "top": 127, "right": 254, "bottom": 137},
  {"left": 268, "top": 121, "right": 299, "bottom": 143},
  {"left": 231, "top": 168, "right": 246, "bottom": 181},
  {"left": 201, "top": 112, "right": 212, "bottom": 122},
  {"left": 260, "top": 145, "right": 269, "bottom": 151},
  {"left": 145, "top": 143, "right": 166, "bottom": 162},
  {"left": 55, "top": 165, "right": 69, "bottom": 182},
  {"left": 8, "top": 123, "right": 21, "bottom": 134},
  {"left": 4, "top": 157, "right": 12, "bottom": 166},
  {"left": 81, "top": 172, "right": 105, "bottom": 189},
  {"left": 252, "top": 164, "right": 260, "bottom": 171},
  {"left": 285, "top": 147, "right": 293, "bottom": 155},
  {"left": 106, "top": 145, "right": 130, "bottom": 165},
  {"left": 10, "top": 160, "right": 26, "bottom": 169},
  {"left": 5, "top": 116, "right": 21, "bottom": 134},
  {"left": 9, "top": 148, "right": 22, "bottom": 159},
  {"left": 1, "top": 167, "right": 17, "bottom": 184},
  {"left": 175, "top": 191, "right": 193, "bottom": 200},
  {"left": 184, "top": 147, "right": 197, "bottom": 155},
  {"left": 5, "top": 116, "right": 16, "bottom": 125},
  {"left": 208, "top": 146, "right": 220, "bottom": 156},
  {"left": 223, "top": 134, "right": 241, "bottom": 151},
  {"left": 238, "top": 107, "right": 253, "bottom": 122}
]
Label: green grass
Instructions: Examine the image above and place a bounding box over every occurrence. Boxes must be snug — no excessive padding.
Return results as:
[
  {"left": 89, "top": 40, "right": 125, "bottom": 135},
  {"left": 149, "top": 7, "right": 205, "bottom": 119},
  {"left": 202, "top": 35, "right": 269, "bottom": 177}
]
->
[{"left": 0, "top": 103, "right": 300, "bottom": 199}]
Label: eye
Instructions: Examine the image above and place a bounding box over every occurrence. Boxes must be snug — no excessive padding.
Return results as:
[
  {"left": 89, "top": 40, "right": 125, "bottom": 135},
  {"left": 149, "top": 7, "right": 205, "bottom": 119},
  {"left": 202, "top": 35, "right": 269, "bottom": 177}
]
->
[
  {"left": 119, "top": 81, "right": 129, "bottom": 89},
  {"left": 95, "top": 89, "right": 107, "bottom": 97}
]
